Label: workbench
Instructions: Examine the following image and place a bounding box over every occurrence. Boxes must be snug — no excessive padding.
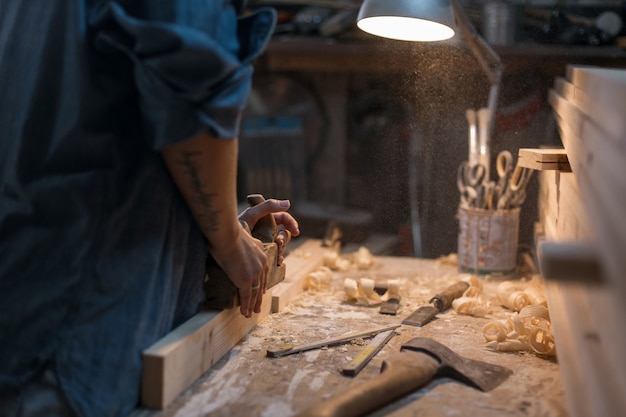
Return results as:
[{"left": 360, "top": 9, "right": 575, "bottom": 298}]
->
[{"left": 138, "top": 248, "right": 565, "bottom": 417}]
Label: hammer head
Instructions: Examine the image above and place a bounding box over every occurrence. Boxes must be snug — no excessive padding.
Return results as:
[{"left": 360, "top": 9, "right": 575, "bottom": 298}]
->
[{"left": 402, "top": 337, "right": 512, "bottom": 392}]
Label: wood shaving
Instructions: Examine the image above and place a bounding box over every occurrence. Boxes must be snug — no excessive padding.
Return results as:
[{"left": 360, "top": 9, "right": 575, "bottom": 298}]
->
[
  {"left": 452, "top": 296, "right": 492, "bottom": 317},
  {"left": 447, "top": 274, "right": 556, "bottom": 357},
  {"left": 303, "top": 266, "right": 333, "bottom": 292},
  {"left": 343, "top": 277, "right": 381, "bottom": 306},
  {"left": 352, "top": 247, "right": 374, "bottom": 270},
  {"left": 323, "top": 251, "right": 351, "bottom": 271},
  {"left": 497, "top": 275, "right": 547, "bottom": 311},
  {"left": 451, "top": 274, "right": 490, "bottom": 317},
  {"left": 324, "top": 246, "right": 374, "bottom": 271},
  {"left": 437, "top": 253, "right": 458, "bottom": 266},
  {"left": 386, "top": 279, "right": 400, "bottom": 298},
  {"left": 483, "top": 304, "right": 556, "bottom": 356},
  {"left": 461, "top": 274, "right": 483, "bottom": 297}
]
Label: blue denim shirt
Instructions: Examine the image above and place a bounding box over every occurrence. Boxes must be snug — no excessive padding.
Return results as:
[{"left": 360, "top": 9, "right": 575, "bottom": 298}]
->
[{"left": 0, "top": 1, "right": 275, "bottom": 416}]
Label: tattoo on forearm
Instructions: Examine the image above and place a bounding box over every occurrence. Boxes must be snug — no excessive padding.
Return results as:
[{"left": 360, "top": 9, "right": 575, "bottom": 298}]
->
[{"left": 179, "top": 150, "right": 220, "bottom": 234}]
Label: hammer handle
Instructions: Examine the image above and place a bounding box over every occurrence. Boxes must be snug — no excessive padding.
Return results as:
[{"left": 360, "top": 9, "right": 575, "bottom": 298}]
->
[{"left": 295, "top": 351, "right": 439, "bottom": 417}]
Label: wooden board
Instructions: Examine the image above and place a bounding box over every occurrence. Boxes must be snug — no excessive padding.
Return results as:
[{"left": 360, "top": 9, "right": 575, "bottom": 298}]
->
[
  {"left": 566, "top": 65, "right": 626, "bottom": 113},
  {"left": 270, "top": 238, "right": 338, "bottom": 313},
  {"left": 141, "top": 290, "right": 274, "bottom": 409},
  {"left": 518, "top": 148, "right": 571, "bottom": 171},
  {"left": 553, "top": 76, "right": 624, "bottom": 143},
  {"left": 549, "top": 89, "right": 626, "bottom": 288},
  {"left": 544, "top": 66, "right": 626, "bottom": 417},
  {"left": 140, "top": 238, "right": 332, "bottom": 409},
  {"left": 538, "top": 170, "right": 591, "bottom": 242},
  {"left": 542, "top": 279, "right": 626, "bottom": 417}
]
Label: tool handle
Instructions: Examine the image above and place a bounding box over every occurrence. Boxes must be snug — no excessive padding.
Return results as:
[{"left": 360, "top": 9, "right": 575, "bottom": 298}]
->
[
  {"left": 341, "top": 329, "right": 395, "bottom": 376},
  {"left": 295, "top": 351, "right": 439, "bottom": 417},
  {"left": 246, "top": 194, "right": 277, "bottom": 243},
  {"left": 429, "top": 281, "right": 470, "bottom": 311}
]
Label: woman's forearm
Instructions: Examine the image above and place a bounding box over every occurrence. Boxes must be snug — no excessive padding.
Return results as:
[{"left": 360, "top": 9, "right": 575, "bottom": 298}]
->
[{"left": 161, "top": 131, "right": 241, "bottom": 249}]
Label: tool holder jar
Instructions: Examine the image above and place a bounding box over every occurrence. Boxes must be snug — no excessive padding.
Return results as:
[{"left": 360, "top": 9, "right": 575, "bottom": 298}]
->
[{"left": 457, "top": 206, "right": 520, "bottom": 277}]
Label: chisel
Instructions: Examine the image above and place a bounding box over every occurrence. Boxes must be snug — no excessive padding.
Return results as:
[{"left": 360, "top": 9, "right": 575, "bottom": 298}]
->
[
  {"left": 402, "top": 281, "right": 469, "bottom": 327},
  {"left": 341, "top": 329, "right": 396, "bottom": 376},
  {"left": 267, "top": 324, "right": 400, "bottom": 358}
]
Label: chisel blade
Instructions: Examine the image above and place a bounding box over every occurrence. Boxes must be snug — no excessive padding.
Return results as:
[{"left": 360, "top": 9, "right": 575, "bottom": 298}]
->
[
  {"left": 401, "top": 305, "right": 439, "bottom": 327},
  {"left": 401, "top": 281, "right": 470, "bottom": 327},
  {"left": 379, "top": 297, "right": 400, "bottom": 315}
]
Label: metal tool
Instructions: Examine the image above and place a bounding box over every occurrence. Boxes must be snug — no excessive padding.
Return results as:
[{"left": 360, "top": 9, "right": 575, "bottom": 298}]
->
[
  {"left": 204, "top": 194, "right": 285, "bottom": 310},
  {"left": 341, "top": 329, "right": 396, "bottom": 377},
  {"left": 457, "top": 162, "right": 486, "bottom": 208},
  {"left": 379, "top": 296, "right": 400, "bottom": 315},
  {"left": 402, "top": 281, "right": 470, "bottom": 327},
  {"left": 379, "top": 279, "right": 401, "bottom": 315},
  {"left": 295, "top": 337, "right": 512, "bottom": 417},
  {"left": 267, "top": 324, "right": 400, "bottom": 358},
  {"left": 495, "top": 150, "right": 513, "bottom": 195},
  {"left": 496, "top": 164, "right": 533, "bottom": 209}
]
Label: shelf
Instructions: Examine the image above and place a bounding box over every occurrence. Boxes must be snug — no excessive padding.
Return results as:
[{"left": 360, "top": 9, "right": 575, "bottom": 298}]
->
[{"left": 257, "top": 36, "right": 626, "bottom": 73}]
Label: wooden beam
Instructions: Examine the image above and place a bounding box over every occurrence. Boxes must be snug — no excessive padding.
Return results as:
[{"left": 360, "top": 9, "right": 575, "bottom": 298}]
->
[
  {"left": 141, "top": 290, "right": 273, "bottom": 409},
  {"left": 140, "top": 238, "right": 334, "bottom": 409},
  {"left": 545, "top": 66, "right": 626, "bottom": 417},
  {"left": 271, "top": 238, "right": 338, "bottom": 313},
  {"left": 554, "top": 76, "right": 624, "bottom": 143}
]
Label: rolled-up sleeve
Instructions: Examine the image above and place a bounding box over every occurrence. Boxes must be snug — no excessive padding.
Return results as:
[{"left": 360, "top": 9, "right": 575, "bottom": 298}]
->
[{"left": 91, "top": 2, "right": 276, "bottom": 149}]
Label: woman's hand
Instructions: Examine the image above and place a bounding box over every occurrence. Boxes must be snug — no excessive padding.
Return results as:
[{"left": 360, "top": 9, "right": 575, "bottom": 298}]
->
[
  {"left": 238, "top": 198, "right": 300, "bottom": 265},
  {"left": 209, "top": 226, "right": 268, "bottom": 318},
  {"left": 211, "top": 198, "right": 299, "bottom": 318}
]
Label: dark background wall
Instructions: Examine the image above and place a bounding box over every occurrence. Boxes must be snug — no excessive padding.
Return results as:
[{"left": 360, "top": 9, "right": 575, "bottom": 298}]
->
[{"left": 238, "top": 1, "right": 626, "bottom": 258}]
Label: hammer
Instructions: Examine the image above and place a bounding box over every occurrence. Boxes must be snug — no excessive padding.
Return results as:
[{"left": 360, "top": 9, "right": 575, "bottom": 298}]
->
[
  {"left": 204, "top": 194, "right": 286, "bottom": 310},
  {"left": 295, "top": 337, "right": 512, "bottom": 417}
]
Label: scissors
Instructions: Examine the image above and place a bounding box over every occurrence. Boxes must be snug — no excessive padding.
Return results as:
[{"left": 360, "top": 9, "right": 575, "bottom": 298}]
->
[
  {"left": 457, "top": 162, "right": 486, "bottom": 207},
  {"left": 495, "top": 150, "right": 514, "bottom": 200},
  {"left": 496, "top": 164, "right": 533, "bottom": 209}
]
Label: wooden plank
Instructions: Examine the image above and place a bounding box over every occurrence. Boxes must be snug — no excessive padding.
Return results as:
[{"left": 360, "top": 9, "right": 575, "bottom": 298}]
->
[
  {"left": 546, "top": 75, "right": 626, "bottom": 417},
  {"left": 538, "top": 175, "right": 626, "bottom": 417},
  {"left": 518, "top": 148, "right": 571, "bottom": 171},
  {"left": 140, "top": 239, "right": 329, "bottom": 409},
  {"left": 550, "top": 92, "right": 626, "bottom": 282},
  {"left": 538, "top": 171, "right": 591, "bottom": 242},
  {"left": 566, "top": 65, "right": 626, "bottom": 111},
  {"left": 141, "top": 289, "right": 274, "bottom": 409},
  {"left": 542, "top": 279, "right": 626, "bottom": 417},
  {"left": 554, "top": 76, "right": 625, "bottom": 143},
  {"left": 539, "top": 241, "right": 603, "bottom": 284},
  {"left": 557, "top": 172, "right": 591, "bottom": 240},
  {"left": 270, "top": 238, "right": 338, "bottom": 313}
]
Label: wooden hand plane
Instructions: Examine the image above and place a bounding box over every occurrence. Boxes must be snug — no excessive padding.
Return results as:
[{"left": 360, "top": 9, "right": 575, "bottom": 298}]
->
[{"left": 204, "top": 194, "right": 286, "bottom": 310}]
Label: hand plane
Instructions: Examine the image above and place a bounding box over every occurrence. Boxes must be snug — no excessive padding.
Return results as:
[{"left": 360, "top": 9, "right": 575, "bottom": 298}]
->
[{"left": 204, "top": 194, "right": 286, "bottom": 310}]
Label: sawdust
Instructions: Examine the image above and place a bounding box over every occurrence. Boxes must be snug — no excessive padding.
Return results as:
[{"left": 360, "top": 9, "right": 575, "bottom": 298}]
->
[{"left": 151, "top": 255, "right": 566, "bottom": 417}]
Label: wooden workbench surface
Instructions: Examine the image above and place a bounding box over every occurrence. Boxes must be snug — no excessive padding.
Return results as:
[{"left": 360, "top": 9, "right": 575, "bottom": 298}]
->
[{"left": 145, "top": 255, "right": 566, "bottom": 417}]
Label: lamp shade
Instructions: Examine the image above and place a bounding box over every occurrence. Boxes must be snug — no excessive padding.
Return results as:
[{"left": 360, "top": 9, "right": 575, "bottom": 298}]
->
[{"left": 357, "top": 0, "right": 457, "bottom": 42}]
